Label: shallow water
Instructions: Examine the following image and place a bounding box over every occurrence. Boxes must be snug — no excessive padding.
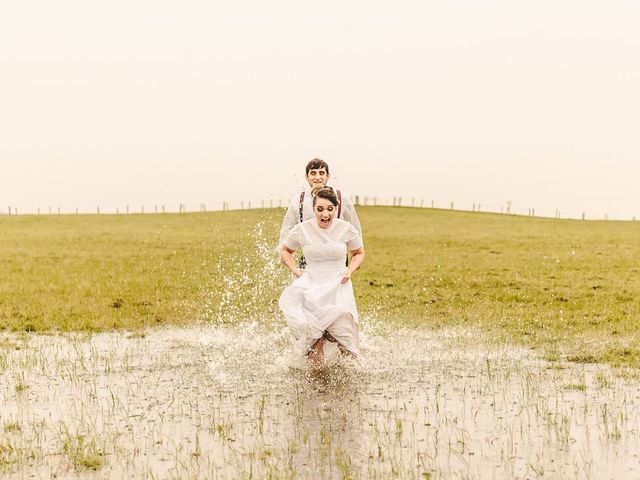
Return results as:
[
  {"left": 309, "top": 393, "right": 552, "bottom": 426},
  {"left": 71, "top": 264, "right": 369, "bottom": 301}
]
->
[{"left": 1, "top": 321, "right": 640, "bottom": 479}]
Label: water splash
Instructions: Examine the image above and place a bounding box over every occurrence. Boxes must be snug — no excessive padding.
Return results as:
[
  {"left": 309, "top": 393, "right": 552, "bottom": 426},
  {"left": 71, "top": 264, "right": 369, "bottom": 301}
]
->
[{"left": 200, "top": 220, "right": 290, "bottom": 326}]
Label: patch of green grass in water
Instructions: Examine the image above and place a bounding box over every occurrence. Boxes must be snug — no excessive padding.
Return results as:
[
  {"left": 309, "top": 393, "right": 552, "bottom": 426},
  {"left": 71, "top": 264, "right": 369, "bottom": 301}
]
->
[{"left": 1, "top": 207, "right": 640, "bottom": 366}]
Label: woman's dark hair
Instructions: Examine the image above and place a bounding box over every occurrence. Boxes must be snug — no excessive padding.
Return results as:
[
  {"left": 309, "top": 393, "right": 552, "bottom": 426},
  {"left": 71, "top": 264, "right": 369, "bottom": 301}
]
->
[
  {"left": 305, "top": 158, "right": 330, "bottom": 175},
  {"left": 313, "top": 187, "right": 338, "bottom": 207}
]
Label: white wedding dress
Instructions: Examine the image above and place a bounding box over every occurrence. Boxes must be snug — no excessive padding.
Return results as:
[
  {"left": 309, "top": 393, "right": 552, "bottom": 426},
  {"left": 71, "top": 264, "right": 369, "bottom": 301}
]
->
[{"left": 279, "top": 218, "right": 363, "bottom": 357}]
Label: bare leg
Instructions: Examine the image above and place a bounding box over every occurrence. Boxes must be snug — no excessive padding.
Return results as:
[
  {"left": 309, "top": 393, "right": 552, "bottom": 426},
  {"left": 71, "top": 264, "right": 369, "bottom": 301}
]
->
[
  {"left": 325, "top": 313, "right": 359, "bottom": 358},
  {"left": 307, "top": 337, "right": 325, "bottom": 369},
  {"left": 337, "top": 342, "right": 355, "bottom": 357},
  {"left": 324, "top": 330, "right": 355, "bottom": 358}
]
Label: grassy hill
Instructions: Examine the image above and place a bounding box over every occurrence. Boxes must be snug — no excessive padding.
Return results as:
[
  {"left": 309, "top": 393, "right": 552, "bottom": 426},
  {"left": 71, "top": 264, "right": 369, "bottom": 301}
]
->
[{"left": 1, "top": 207, "right": 639, "bottom": 366}]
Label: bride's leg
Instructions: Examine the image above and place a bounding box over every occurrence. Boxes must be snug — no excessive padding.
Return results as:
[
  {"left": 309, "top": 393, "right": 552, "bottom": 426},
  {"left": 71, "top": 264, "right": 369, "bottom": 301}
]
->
[
  {"left": 307, "top": 337, "right": 325, "bottom": 368},
  {"left": 325, "top": 313, "right": 359, "bottom": 357}
]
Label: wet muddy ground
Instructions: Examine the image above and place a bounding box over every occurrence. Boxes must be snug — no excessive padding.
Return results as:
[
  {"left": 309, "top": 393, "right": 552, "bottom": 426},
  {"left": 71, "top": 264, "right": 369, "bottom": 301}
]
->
[{"left": 1, "top": 321, "right": 640, "bottom": 479}]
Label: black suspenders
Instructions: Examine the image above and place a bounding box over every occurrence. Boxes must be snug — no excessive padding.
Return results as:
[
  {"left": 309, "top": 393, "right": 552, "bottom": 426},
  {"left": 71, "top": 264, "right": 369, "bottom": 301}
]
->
[{"left": 298, "top": 192, "right": 305, "bottom": 222}]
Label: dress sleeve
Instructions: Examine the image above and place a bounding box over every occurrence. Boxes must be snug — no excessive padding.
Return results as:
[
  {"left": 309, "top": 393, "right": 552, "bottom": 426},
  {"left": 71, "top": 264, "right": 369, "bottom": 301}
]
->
[
  {"left": 345, "top": 224, "right": 363, "bottom": 251},
  {"left": 283, "top": 223, "right": 303, "bottom": 250}
]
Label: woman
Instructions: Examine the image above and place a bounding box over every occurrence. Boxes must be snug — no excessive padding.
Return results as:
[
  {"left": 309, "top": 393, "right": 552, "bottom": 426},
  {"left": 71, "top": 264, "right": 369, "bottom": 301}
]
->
[{"left": 279, "top": 187, "right": 365, "bottom": 368}]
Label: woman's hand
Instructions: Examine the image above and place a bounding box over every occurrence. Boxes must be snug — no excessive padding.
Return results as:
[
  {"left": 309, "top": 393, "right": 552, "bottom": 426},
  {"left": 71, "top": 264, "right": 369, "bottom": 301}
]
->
[
  {"left": 280, "top": 246, "right": 303, "bottom": 278},
  {"left": 342, "top": 247, "right": 364, "bottom": 284}
]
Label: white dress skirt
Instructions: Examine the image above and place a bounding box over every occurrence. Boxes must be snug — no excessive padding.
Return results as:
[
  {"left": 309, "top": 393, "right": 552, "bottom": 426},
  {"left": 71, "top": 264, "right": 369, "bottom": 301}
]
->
[{"left": 279, "top": 218, "right": 363, "bottom": 357}]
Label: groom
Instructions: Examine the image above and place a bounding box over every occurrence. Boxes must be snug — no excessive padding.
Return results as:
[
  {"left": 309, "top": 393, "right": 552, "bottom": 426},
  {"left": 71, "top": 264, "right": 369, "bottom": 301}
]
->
[{"left": 278, "top": 158, "right": 363, "bottom": 247}]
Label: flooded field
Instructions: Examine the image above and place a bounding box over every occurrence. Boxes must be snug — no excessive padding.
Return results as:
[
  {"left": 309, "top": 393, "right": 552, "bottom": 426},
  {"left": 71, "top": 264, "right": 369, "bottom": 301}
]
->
[{"left": 1, "top": 320, "right": 640, "bottom": 479}]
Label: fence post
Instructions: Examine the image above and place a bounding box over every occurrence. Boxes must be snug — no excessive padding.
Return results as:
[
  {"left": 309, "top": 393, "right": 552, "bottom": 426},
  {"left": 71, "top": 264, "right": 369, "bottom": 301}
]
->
[
  {"left": 605, "top": 214, "right": 609, "bottom": 221},
  {"left": 450, "top": 202, "right": 454, "bottom": 210},
  {"left": 431, "top": 200, "right": 434, "bottom": 208},
  {"left": 97, "top": 206, "right": 100, "bottom": 215},
  {"left": 155, "top": 205, "right": 158, "bottom": 214},
  {"left": 420, "top": 199, "right": 424, "bottom": 208},
  {"left": 7, "top": 206, "right": 10, "bottom": 215},
  {"left": 162, "top": 205, "right": 165, "bottom": 214},
  {"left": 141, "top": 206, "right": 144, "bottom": 214},
  {"left": 412, "top": 197, "right": 415, "bottom": 207},
  {"left": 126, "top": 205, "right": 129, "bottom": 214},
  {"left": 75, "top": 207, "right": 78, "bottom": 214},
  {"left": 116, "top": 208, "right": 119, "bottom": 214},
  {"left": 473, "top": 203, "right": 476, "bottom": 212},
  {"left": 582, "top": 212, "right": 585, "bottom": 220},
  {"left": 49, "top": 206, "right": 52, "bottom": 214}
]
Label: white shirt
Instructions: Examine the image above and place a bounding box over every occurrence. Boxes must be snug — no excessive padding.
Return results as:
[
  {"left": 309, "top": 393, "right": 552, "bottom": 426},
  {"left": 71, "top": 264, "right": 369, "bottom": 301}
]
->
[{"left": 278, "top": 187, "right": 363, "bottom": 247}]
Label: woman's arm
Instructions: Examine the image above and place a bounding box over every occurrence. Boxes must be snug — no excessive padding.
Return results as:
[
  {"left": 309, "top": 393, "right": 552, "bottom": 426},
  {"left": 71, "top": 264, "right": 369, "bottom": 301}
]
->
[
  {"left": 279, "top": 245, "right": 303, "bottom": 278},
  {"left": 341, "top": 247, "right": 365, "bottom": 284}
]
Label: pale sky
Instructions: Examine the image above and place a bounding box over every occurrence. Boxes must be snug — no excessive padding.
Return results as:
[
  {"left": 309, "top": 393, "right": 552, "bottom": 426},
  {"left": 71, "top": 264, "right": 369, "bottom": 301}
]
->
[{"left": 1, "top": 0, "right": 639, "bottom": 219}]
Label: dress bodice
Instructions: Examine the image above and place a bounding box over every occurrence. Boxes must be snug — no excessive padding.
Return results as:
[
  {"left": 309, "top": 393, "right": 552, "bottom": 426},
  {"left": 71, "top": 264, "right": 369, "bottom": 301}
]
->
[
  {"left": 302, "top": 241, "right": 347, "bottom": 269},
  {"left": 282, "top": 218, "right": 363, "bottom": 272}
]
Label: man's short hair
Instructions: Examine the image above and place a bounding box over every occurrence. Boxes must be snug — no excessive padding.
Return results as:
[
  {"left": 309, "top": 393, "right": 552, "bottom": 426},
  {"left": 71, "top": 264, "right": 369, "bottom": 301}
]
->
[{"left": 305, "top": 158, "right": 330, "bottom": 175}]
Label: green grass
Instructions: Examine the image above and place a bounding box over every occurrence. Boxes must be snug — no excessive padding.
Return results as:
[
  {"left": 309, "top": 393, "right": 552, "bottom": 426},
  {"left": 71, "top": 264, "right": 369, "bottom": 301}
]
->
[{"left": 1, "top": 207, "right": 640, "bottom": 366}]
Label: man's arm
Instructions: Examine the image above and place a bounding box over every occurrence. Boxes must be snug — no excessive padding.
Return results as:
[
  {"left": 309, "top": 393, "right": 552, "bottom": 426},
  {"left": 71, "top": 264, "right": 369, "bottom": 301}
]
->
[
  {"left": 278, "top": 196, "right": 300, "bottom": 246},
  {"left": 340, "top": 193, "right": 363, "bottom": 238}
]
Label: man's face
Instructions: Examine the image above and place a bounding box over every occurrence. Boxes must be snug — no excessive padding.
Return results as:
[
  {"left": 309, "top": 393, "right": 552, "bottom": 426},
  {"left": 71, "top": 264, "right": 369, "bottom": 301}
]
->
[{"left": 306, "top": 168, "right": 329, "bottom": 191}]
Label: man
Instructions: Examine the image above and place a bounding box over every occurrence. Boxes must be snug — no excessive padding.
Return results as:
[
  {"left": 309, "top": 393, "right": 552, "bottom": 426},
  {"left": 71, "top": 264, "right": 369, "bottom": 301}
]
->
[{"left": 278, "top": 158, "right": 362, "bottom": 247}]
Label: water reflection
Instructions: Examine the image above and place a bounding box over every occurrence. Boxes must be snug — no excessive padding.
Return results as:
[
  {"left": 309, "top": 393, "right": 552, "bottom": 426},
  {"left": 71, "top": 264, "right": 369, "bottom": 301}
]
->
[{"left": 1, "top": 322, "right": 640, "bottom": 479}]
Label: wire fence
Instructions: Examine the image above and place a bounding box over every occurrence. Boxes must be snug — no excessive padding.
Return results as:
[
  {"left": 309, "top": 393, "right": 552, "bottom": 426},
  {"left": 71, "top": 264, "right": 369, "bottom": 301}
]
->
[{"left": 2, "top": 197, "right": 637, "bottom": 222}]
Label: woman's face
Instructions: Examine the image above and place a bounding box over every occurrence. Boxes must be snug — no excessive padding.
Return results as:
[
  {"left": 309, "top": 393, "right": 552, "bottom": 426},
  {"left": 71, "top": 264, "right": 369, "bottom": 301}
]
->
[{"left": 314, "top": 197, "right": 336, "bottom": 229}]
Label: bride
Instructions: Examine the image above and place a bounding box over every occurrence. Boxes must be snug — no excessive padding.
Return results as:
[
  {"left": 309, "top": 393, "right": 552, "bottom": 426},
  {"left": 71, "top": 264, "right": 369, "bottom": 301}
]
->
[{"left": 278, "top": 187, "right": 365, "bottom": 368}]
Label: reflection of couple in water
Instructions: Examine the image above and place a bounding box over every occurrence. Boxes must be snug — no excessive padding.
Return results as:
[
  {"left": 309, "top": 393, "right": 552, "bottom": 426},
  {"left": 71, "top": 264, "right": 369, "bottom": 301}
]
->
[{"left": 277, "top": 159, "right": 364, "bottom": 369}]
